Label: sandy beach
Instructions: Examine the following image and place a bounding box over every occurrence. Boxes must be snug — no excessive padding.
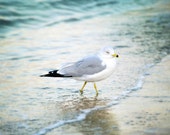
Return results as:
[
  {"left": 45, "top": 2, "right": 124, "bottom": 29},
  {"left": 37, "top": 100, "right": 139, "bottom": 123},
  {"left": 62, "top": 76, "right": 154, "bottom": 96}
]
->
[
  {"left": 0, "top": 1, "right": 170, "bottom": 135},
  {"left": 46, "top": 55, "right": 170, "bottom": 135},
  {"left": 37, "top": 56, "right": 170, "bottom": 135},
  {"left": 112, "top": 55, "right": 170, "bottom": 135}
]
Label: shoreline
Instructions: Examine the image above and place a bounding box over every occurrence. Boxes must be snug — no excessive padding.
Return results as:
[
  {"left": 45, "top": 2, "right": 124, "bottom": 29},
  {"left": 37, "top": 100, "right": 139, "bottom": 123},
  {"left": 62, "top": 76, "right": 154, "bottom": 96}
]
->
[
  {"left": 113, "top": 55, "right": 170, "bottom": 135},
  {"left": 43, "top": 55, "right": 170, "bottom": 135}
]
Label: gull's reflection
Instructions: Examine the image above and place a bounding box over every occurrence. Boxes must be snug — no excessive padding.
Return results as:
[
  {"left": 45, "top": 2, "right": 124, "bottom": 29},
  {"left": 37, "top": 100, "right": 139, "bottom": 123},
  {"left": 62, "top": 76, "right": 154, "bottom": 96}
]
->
[{"left": 59, "top": 96, "right": 120, "bottom": 135}]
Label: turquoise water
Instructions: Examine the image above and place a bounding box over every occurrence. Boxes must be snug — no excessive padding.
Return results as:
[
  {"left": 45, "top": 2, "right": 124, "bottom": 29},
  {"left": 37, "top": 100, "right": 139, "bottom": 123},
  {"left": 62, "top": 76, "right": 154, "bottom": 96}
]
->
[
  {"left": 0, "top": 0, "right": 163, "bottom": 37},
  {"left": 0, "top": 0, "right": 170, "bottom": 135}
]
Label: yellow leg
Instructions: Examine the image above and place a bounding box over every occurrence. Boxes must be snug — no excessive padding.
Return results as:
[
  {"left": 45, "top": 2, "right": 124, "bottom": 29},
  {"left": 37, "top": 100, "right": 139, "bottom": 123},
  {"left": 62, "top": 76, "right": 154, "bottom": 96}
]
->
[
  {"left": 94, "top": 82, "right": 98, "bottom": 96},
  {"left": 80, "top": 81, "right": 87, "bottom": 94}
]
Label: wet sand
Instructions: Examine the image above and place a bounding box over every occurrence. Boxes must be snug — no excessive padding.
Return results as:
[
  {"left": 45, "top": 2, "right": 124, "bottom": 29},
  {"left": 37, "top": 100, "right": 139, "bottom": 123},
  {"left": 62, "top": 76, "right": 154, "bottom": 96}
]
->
[
  {"left": 113, "top": 55, "right": 170, "bottom": 135},
  {"left": 49, "top": 55, "right": 170, "bottom": 135},
  {"left": 0, "top": 1, "right": 170, "bottom": 134}
]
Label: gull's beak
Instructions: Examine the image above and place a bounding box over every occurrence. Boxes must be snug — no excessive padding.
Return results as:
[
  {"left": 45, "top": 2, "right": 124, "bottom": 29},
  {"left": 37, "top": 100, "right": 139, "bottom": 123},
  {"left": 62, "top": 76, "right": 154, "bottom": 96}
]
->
[{"left": 112, "top": 53, "right": 119, "bottom": 58}]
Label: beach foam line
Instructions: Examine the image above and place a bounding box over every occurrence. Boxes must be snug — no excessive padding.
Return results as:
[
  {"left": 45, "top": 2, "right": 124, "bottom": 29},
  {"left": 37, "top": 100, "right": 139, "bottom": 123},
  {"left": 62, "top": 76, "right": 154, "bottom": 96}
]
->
[{"left": 34, "top": 63, "right": 155, "bottom": 135}]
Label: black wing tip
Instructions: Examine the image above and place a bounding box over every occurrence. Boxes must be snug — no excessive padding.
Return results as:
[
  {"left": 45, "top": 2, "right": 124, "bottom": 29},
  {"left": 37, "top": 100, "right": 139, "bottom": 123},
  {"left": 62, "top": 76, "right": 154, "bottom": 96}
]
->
[
  {"left": 40, "top": 70, "right": 59, "bottom": 77},
  {"left": 40, "top": 70, "right": 72, "bottom": 77},
  {"left": 40, "top": 74, "right": 49, "bottom": 77}
]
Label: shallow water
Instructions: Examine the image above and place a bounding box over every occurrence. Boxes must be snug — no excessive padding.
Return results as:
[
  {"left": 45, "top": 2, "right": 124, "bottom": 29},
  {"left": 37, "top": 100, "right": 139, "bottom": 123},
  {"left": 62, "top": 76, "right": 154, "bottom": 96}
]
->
[{"left": 0, "top": 0, "right": 170, "bottom": 135}]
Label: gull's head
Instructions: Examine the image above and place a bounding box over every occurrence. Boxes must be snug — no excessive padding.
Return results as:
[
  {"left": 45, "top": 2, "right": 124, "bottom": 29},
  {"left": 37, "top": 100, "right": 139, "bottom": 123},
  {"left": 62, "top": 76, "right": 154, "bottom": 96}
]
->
[{"left": 99, "top": 46, "right": 119, "bottom": 58}]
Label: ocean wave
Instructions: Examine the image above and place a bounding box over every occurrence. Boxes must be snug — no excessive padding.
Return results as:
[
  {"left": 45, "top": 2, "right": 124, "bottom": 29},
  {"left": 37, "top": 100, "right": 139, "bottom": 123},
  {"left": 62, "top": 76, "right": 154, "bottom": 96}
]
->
[{"left": 0, "top": 0, "right": 160, "bottom": 37}]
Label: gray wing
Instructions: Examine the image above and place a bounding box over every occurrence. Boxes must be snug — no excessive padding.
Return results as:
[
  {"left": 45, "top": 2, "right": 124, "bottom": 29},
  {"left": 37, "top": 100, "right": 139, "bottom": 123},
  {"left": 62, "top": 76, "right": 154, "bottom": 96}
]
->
[{"left": 58, "top": 55, "right": 106, "bottom": 77}]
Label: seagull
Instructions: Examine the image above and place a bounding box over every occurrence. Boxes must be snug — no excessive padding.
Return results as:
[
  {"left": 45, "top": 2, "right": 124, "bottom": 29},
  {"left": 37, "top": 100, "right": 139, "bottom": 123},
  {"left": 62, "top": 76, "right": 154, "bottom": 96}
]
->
[{"left": 40, "top": 46, "right": 119, "bottom": 95}]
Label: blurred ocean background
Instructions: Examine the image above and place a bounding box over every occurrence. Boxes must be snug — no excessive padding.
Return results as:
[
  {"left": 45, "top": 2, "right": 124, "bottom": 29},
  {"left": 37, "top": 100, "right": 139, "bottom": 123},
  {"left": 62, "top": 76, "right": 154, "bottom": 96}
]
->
[{"left": 0, "top": 0, "right": 170, "bottom": 135}]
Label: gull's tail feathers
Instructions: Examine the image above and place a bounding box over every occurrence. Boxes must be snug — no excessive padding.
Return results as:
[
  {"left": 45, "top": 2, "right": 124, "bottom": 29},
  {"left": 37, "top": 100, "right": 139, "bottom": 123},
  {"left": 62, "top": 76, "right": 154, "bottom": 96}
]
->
[{"left": 40, "top": 70, "right": 72, "bottom": 77}]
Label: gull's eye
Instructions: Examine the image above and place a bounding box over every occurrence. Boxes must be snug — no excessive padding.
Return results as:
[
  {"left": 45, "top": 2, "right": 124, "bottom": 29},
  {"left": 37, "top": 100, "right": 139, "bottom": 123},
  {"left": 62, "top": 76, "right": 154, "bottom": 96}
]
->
[{"left": 106, "top": 51, "right": 110, "bottom": 54}]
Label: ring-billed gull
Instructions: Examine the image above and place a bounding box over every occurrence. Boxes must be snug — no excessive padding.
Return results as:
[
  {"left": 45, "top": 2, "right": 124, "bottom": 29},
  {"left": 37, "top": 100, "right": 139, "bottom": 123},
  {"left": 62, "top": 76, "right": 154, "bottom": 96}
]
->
[{"left": 40, "top": 46, "right": 119, "bottom": 95}]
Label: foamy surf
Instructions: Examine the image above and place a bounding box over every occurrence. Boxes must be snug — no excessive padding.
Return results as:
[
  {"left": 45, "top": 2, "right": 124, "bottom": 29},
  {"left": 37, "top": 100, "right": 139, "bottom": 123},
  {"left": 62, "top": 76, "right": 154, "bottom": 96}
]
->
[
  {"left": 1, "top": 1, "right": 169, "bottom": 135},
  {"left": 34, "top": 63, "right": 155, "bottom": 135}
]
